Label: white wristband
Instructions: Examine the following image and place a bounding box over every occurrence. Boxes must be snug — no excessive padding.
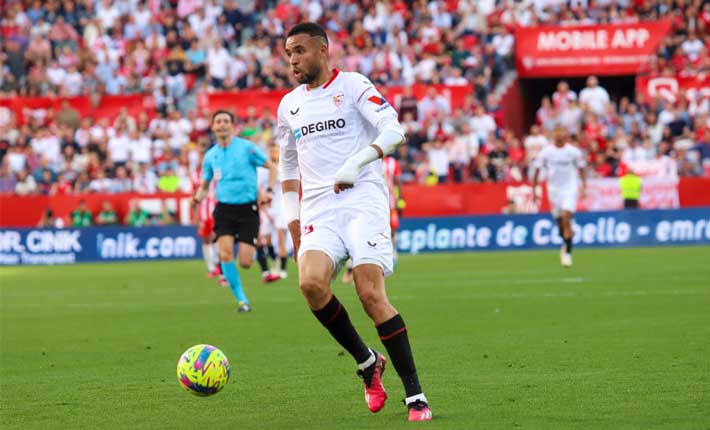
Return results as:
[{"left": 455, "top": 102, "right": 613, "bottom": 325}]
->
[{"left": 283, "top": 191, "right": 300, "bottom": 223}]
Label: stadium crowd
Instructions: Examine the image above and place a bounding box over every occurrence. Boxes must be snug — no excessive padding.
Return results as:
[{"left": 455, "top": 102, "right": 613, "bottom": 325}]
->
[{"left": 1, "top": 0, "right": 710, "bottom": 196}]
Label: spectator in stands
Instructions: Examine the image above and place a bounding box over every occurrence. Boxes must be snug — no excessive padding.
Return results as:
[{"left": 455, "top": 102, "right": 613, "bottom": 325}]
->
[
  {"left": 71, "top": 200, "right": 92, "bottom": 227},
  {"left": 425, "top": 138, "right": 450, "bottom": 184},
  {"left": 110, "top": 166, "right": 133, "bottom": 193},
  {"left": 56, "top": 100, "right": 81, "bottom": 130},
  {"left": 207, "top": 39, "right": 230, "bottom": 89},
  {"left": 15, "top": 168, "right": 38, "bottom": 195},
  {"left": 125, "top": 200, "right": 150, "bottom": 227},
  {"left": 89, "top": 170, "right": 112, "bottom": 193},
  {"left": 418, "top": 88, "right": 451, "bottom": 121},
  {"left": 470, "top": 105, "right": 497, "bottom": 144},
  {"left": 579, "top": 76, "right": 610, "bottom": 116},
  {"left": 96, "top": 200, "right": 119, "bottom": 226},
  {"left": 37, "top": 168, "right": 55, "bottom": 195},
  {"left": 552, "top": 81, "right": 577, "bottom": 111},
  {"left": 398, "top": 86, "right": 419, "bottom": 121},
  {"left": 50, "top": 172, "right": 74, "bottom": 195},
  {"left": 471, "top": 154, "right": 495, "bottom": 183},
  {"left": 73, "top": 171, "right": 91, "bottom": 194},
  {"left": 155, "top": 200, "right": 176, "bottom": 225},
  {"left": 488, "top": 139, "right": 509, "bottom": 182},
  {"left": 37, "top": 209, "right": 65, "bottom": 229},
  {"left": 157, "top": 166, "right": 180, "bottom": 193},
  {"left": 0, "top": 162, "right": 17, "bottom": 193}
]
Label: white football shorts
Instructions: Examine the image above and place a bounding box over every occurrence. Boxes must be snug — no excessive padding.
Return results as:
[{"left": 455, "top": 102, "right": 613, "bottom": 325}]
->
[
  {"left": 298, "top": 181, "right": 393, "bottom": 277},
  {"left": 548, "top": 186, "right": 578, "bottom": 218}
]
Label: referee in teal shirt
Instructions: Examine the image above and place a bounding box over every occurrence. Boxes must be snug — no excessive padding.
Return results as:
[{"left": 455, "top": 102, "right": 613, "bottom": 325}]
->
[{"left": 194, "top": 110, "right": 277, "bottom": 313}]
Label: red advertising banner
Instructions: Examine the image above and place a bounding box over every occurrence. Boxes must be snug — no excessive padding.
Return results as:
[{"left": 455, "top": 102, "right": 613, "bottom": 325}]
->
[
  {"left": 206, "top": 83, "right": 473, "bottom": 118},
  {"left": 578, "top": 177, "right": 679, "bottom": 212},
  {"left": 0, "top": 94, "right": 154, "bottom": 126},
  {"left": 636, "top": 75, "right": 710, "bottom": 104},
  {"left": 515, "top": 20, "right": 672, "bottom": 77},
  {"left": 0, "top": 193, "right": 192, "bottom": 228},
  {"left": 1, "top": 177, "right": 707, "bottom": 227}
]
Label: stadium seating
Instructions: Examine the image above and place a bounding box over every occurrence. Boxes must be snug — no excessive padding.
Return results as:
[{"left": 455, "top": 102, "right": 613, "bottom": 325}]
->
[{"left": 0, "top": 0, "right": 709, "bottom": 199}]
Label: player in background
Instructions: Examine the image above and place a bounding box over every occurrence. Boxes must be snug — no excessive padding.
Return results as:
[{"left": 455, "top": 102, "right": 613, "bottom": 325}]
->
[
  {"left": 532, "top": 125, "right": 587, "bottom": 267},
  {"left": 256, "top": 194, "right": 281, "bottom": 283},
  {"left": 257, "top": 145, "right": 290, "bottom": 282},
  {"left": 191, "top": 138, "right": 225, "bottom": 286},
  {"left": 194, "top": 110, "right": 277, "bottom": 312},
  {"left": 277, "top": 23, "right": 432, "bottom": 421},
  {"left": 342, "top": 155, "right": 404, "bottom": 283}
]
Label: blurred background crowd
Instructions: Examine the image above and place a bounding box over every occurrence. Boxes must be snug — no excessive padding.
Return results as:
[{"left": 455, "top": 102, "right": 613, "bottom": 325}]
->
[{"left": 1, "top": 0, "right": 709, "bottom": 197}]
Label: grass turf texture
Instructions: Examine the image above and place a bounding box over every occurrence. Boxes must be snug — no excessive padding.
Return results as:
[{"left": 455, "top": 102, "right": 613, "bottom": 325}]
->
[{"left": 1, "top": 247, "right": 709, "bottom": 430}]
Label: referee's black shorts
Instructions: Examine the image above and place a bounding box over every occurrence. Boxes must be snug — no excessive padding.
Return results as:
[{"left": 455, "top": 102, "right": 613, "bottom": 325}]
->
[{"left": 213, "top": 201, "right": 260, "bottom": 246}]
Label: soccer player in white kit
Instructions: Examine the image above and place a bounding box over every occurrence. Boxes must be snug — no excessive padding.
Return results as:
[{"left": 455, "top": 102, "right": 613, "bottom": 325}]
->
[
  {"left": 532, "top": 125, "right": 587, "bottom": 267},
  {"left": 256, "top": 145, "right": 289, "bottom": 282},
  {"left": 277, "top": 23, "right": 432, "bottom": 422}
]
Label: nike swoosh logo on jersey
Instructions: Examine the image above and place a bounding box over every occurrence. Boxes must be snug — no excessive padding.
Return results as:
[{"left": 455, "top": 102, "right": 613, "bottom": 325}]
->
[
  {"left": 290, "top": 108, "right": 300, "bottom": 115},
  {"left": 367, "top": 241, "right": 377, "bottom": 247}
]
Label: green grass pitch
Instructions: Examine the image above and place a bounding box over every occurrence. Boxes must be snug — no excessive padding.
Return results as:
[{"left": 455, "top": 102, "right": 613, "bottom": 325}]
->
[{"left": 1, "top": 246, "right": 709, "bottom": 430}]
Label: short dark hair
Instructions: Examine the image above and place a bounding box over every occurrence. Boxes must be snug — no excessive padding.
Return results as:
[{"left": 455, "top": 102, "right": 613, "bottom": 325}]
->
[
  {"left": 286, "top": 22, "right": 328, "bottom": 46},
  {"left": 211, "top": 110, "right": 235, "bottom": 124}
]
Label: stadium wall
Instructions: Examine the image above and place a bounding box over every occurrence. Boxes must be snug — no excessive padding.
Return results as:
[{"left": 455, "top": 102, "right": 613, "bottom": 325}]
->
[{"left": 0, "top": 177, "right": 709, "bottom": 227}]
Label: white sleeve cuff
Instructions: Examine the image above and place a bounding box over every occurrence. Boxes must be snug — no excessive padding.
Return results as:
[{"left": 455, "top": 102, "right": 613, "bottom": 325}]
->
[{"left": 282, "top": 191, "right": 300, "bottom": 222}]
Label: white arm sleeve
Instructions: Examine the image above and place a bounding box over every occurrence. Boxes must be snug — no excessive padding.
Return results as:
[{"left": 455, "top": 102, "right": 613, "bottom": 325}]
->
[
  {"left": 370, "top": 126, "right": 405, "bottom": 156},
  {"left": 276, "top": 103, "right": 300, "bottom": 181}
]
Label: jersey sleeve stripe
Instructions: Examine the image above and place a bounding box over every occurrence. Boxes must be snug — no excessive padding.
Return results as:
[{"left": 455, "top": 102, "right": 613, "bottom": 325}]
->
[{"left": 357, "top": 87, "right": 374, "bottom": 102}]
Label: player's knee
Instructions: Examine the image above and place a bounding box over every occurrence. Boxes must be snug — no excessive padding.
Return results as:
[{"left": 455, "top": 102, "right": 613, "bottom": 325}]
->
[
  {"left": 357, "top": 286, "right": 385, "bottom": 315},
  {"left": 238, "top": 259, "right": 252, "bottom": 269},
  {"left": 299, "top": 277, "right": 329, "bottom": 303},
  {"left": 219, "top": 250, "right": 233, "bottom": 262}
]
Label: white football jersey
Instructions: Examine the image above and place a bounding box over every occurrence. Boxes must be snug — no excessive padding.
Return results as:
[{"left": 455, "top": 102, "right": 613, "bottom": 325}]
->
[
  {"left": 276, "top": 69, "right": 402, "bottom": 197},
  {"left": 257, "top": 166, "right": 282, "bottom": 207},
  {"left": 535, "top": 143, "right": 586, "bottom": 191}
]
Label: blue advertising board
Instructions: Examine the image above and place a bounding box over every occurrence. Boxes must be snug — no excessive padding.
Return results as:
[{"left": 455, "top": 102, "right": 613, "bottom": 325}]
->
[
  {"left": 0, "top": 226, "right": 201, "bottom": 265},
  {"left": 397, "top": 208, "right": 710, "bottom": 254},
  {"left": 2, "top": 208, "right": 708, "bottom": 265}
]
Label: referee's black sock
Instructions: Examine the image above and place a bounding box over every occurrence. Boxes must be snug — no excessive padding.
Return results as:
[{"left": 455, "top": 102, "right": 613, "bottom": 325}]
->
[
  {"left": 564, "top": 237, "right": 573, "bottom": 254},
  {"left": 256, "top": 246, "right": 269, "bottom": 273},
  {"left": 267, "top": 245, "right": 276, "bottom": 261},
  {"left": 313, "top": 296, "right": 372, "bottom": 364},
  {"left": 279, "top": 256, "right": 288, "bottom": 272},
  {"left": 377, "top": 314, "right": 422, "bottom": 398}
]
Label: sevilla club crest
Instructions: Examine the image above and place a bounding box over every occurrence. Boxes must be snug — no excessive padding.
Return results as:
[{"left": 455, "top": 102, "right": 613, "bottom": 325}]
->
[{"left": 333, "top": 93, "right": 344, "bottom": 108}]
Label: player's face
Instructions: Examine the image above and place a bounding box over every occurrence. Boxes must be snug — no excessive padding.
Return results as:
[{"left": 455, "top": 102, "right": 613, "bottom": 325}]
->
[
  {"left": 211, "top": 113, "right": 233, "bottom": 138},
  {"left": 553, "top": 127, "right": 566, "bottom": 146},
  {"left": 284, "top": 34, "right": 325, "bottom": 85}
]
